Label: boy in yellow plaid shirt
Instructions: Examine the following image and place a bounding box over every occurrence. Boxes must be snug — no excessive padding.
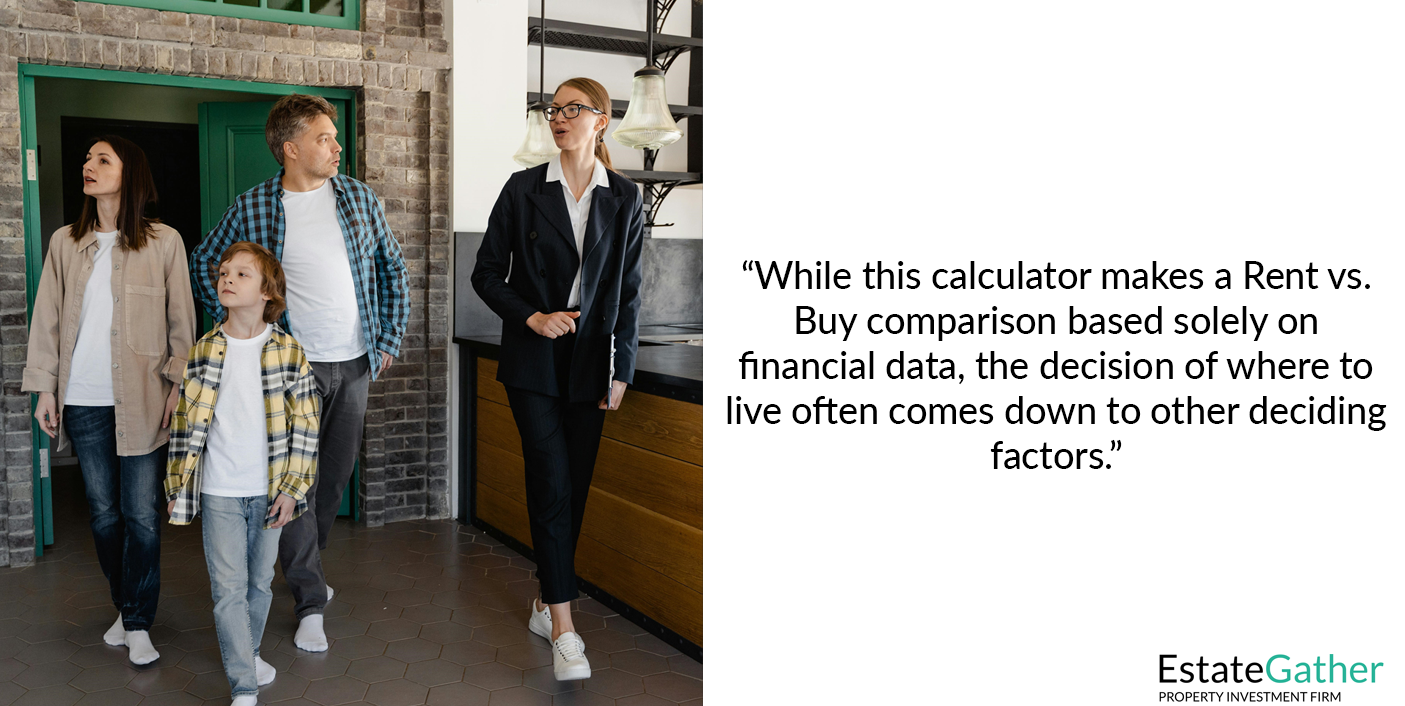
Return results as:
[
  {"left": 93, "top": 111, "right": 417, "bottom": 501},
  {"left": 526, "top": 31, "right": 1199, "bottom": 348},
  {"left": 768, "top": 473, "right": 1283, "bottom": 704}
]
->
[{"left": 165, "top": 242, "right": 319, "bottom": 706}]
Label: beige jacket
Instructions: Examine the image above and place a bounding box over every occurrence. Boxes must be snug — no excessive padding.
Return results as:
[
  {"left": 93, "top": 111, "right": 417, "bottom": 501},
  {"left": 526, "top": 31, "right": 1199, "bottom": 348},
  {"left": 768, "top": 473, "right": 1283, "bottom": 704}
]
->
[{"left": 22, "top": 223, "right": 198, "bottom": 455}]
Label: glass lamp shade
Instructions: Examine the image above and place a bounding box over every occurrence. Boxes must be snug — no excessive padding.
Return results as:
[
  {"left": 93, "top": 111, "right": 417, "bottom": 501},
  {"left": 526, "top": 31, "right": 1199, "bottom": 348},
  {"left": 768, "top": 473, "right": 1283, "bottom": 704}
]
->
[
  {"left": 613, "top": 68, "right": 682, "bottom": 150},
  {"left": 512, "top": 105, "right": 560, "bottom": 167}
]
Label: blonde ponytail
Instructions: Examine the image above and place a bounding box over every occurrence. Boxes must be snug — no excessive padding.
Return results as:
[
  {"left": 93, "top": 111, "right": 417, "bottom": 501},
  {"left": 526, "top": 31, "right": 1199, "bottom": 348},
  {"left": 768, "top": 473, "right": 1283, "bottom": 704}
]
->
[{"left": 594, "top": 139, "right": 614, "bottom": 172}]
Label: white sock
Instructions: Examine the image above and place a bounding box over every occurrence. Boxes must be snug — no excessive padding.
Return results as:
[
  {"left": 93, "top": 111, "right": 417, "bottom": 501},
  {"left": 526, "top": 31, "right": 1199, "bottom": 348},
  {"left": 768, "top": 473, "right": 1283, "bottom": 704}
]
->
[
  {"left": 103, "top": 616, "right": 125, "bottom": 647},
  {"left": 125, "top": 630, "right": 159, "bottom": 665},
  {"left": 294, "top": 614, "right": 328, "bottom": 652},
  {"left": 326, "top": 585, "right": 334, "bottom": 603},
  {"left": 256, "top": 655, "right": 276, "bottom": 686},
  {"left": 231, "top": 696, "right": 258, "bottom": 706}
]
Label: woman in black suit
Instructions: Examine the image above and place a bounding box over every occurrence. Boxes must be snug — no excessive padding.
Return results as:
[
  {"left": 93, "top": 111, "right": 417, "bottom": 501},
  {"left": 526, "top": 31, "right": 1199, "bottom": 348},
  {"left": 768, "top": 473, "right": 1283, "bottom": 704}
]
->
[{"left": 471, "top": 77, "right": 643, "bottom": 682}]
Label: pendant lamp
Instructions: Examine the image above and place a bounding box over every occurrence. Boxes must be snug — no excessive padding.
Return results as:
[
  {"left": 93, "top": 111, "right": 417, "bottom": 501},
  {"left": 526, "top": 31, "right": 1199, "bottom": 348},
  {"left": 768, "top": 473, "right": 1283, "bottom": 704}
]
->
[
  {"left": 513, "top": 1, "right": 559, "bottom": 167},
  {"left": 614, "top": 67, "right": 682, "bottom": 150},
  {"left": 513, "top": 107, "right": 558, "bottom": 167},
  {"left": 613, "top": 2, "right": 682, "bottom": 151}
]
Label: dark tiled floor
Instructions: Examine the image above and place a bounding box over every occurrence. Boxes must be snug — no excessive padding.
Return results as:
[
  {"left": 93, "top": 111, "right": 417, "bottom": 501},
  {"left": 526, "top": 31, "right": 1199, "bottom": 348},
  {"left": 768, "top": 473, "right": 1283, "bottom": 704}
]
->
[{"left": 0, "top": 473, "right": 702, "bottom": 705}]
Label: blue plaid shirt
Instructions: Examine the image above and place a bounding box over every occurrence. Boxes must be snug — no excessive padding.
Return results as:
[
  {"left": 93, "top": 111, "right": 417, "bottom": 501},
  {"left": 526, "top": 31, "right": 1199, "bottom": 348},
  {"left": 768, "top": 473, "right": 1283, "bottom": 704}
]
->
[{"left": 192, "top": 169, "right": 410, "bottom": 380}]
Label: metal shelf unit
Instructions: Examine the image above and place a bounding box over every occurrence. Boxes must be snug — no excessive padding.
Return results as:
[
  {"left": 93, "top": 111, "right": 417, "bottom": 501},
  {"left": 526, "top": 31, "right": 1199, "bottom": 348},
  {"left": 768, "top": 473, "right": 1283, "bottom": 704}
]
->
[{"left": 526, "top": 18, "right": 701, "bottom": 71}]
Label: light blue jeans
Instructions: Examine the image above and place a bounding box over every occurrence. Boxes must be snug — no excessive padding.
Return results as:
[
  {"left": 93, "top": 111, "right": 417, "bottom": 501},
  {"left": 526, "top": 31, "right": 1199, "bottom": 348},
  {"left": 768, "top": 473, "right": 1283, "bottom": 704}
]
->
[{"left": 201, "top": 494, "right": 281, "bottom": 699}]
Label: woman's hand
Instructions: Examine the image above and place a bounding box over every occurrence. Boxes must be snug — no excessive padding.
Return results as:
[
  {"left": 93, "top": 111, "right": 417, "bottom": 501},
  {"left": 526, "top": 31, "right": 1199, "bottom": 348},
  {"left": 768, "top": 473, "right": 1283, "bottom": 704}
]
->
[
  {"left": 599, "top": 380, "right": 627, "bottom": 411},
  {"left": 34, "top": 392, "right": 59, "bottom": 438},
  {"left": 267, "top": 493, "right": 297, "bottom": 529},
  {"left": 528, "top": 311, "right": 580, "bottom": 339},
  {"left": 161, "top": 385, "right": 180, "bottom": 429}
]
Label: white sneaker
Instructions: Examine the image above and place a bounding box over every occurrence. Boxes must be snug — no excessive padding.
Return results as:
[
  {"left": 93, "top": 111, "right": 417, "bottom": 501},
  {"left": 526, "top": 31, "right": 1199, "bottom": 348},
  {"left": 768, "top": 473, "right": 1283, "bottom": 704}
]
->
[
  {"left": 529, "top": 598, "right": 552, "bottom": 641},
  {"left": 552, "top": 632, "right": 591, "bottom": 681}
]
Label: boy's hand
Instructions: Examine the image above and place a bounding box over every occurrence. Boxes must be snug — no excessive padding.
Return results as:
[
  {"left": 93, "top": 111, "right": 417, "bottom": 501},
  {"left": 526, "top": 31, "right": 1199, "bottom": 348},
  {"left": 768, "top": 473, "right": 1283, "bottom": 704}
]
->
[
  {"left": 166, "top": 500, "right": 175, "bottom": 517},
  {"left": 267, "top": 493, "right": 296, "bottom": 529}
]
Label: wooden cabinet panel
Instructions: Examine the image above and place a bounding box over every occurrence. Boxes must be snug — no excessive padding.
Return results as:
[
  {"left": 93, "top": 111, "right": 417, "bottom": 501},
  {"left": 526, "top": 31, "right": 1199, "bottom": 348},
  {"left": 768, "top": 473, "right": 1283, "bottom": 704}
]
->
[
  {"left": 476, "top": 440, "right": 526, "bottom": 505},
  {"left": 477, "top": 358, "right": 510, "bottom": 406},
  {"left": 603, "top": 393, "right": 702, "bottom": 465},
  {"left": 477, "top": 398, "right": 523, "bottom": 457},
  {"left": 476, "top": 483, "right": 532, "bottom": 549},
  {"left": 577, "top": 534, "right": 703, "bottom": 645},
  {"left": 581, "top": 489, "right": 702, "bottom": 593},
  {"left": 595, "top": 439, "right": 702, "bottom": 530}
]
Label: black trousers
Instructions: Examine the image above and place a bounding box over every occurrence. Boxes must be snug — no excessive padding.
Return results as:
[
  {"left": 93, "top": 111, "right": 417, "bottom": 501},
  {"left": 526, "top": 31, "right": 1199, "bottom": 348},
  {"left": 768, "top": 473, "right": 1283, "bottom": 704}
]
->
[
  {"left": 504, "top": 378, "right": 607, "bottom": 605},
  {"left": 278, "top": 354, "right": 371, "bottom": 618}
]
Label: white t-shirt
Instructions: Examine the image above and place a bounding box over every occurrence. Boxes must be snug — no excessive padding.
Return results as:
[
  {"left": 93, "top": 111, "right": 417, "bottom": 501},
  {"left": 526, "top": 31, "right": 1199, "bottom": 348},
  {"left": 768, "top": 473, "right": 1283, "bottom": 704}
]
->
[
  {"left": 201, "top": 323, "right": 274, "bottom": 498},
  {"left": 66, "top": 231, "right": 120, "bottom": 406},
  {"left": 280, "top": 179, "right": 366, "bottom": 362}
]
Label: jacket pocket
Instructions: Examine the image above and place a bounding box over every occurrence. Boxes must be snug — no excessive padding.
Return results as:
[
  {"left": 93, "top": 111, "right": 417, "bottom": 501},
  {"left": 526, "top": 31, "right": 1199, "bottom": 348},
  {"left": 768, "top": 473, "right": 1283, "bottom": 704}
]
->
[{"left": 124, "top": 285, "right": 167, "bottom": 356}]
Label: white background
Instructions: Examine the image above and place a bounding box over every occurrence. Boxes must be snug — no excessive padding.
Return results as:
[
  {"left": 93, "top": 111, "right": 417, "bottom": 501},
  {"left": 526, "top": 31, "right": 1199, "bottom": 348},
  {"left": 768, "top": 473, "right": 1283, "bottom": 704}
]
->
[{"left": 707, "top": 2, "right": 1405, "bottom": 704}]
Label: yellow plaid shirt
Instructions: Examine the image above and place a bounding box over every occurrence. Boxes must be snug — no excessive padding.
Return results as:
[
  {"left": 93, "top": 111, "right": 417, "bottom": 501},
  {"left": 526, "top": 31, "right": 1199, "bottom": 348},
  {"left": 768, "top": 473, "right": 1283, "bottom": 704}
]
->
[{"left": 164, "top": 322, "right": 320, "bottom": 527}]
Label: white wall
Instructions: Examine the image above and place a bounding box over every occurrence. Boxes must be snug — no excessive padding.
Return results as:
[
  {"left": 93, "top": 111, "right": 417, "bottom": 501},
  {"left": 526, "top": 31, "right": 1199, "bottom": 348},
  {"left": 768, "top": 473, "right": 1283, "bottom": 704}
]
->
[
  {"left": 448, "top": 0, "right": 532, "bottom": 520},
  {"left": 452, "top": 0, "right": 530, "bottom": 234}
]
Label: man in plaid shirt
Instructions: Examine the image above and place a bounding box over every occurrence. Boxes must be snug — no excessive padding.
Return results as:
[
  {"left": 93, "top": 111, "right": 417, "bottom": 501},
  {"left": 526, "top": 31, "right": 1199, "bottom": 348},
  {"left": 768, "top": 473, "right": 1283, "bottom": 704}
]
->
[{"left": 190, "top": 93, "right": 409, "bottom": 652}]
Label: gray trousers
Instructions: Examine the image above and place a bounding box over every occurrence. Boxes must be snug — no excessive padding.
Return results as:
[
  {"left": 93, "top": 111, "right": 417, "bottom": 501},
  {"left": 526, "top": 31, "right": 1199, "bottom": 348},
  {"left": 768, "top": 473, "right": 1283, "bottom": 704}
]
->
[{"left": 277, "top": 354, "right": 370, "bottom": 619}]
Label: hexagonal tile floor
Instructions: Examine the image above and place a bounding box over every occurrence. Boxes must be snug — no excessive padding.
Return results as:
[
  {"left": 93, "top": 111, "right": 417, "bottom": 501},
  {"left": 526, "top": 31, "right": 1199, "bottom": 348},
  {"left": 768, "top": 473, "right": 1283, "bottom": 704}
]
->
[{"left": 0, "top": 474, "right": 702, "bottom": 705}]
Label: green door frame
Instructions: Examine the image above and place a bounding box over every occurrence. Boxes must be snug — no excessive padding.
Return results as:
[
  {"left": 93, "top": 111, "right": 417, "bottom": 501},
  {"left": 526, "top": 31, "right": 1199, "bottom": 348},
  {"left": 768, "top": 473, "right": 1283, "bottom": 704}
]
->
[{"left": 18, "top": 64, "right": 360, "bottom": 556}]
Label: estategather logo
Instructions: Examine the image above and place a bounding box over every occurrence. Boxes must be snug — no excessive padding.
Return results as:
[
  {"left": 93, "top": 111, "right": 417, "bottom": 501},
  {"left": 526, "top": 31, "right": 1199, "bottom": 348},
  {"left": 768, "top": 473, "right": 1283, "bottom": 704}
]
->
[
  {"left": 1160, "top": 655, "right": 1384, "bottom": 685},
  {"left": 1158, "top": 654, "right": 1383, "bottom": 703}
]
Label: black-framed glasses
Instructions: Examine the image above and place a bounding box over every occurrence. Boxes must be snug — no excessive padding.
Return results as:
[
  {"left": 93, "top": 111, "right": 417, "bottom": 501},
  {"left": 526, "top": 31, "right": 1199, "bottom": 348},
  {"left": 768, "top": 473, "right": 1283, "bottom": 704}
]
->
[{"left": 544, "top": 103, "right": 606, "bottom": 120}]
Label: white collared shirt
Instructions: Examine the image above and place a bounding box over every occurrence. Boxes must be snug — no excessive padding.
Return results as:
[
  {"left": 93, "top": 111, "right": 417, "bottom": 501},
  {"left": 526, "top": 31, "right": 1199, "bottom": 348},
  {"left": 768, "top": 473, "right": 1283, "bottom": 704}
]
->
[{"left": 545, "top": 154, "right": 611, "bottom": 308}]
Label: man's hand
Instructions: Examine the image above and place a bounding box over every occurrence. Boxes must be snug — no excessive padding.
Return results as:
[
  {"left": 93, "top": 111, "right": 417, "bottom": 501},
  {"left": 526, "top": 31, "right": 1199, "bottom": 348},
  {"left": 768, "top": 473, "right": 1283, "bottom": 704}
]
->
[
  {"left": 33, "top": 392, "right": 58, "bottom": 439},
  {"left": 267, "top": 493, "right": 297, "bottom": 529},
  {"left": 166, "top": 499, "right": 176, "bottom": 517},
  {"left": 380, "top": 351, "right": 394, "bottom": 373},
  {"left": 528, "top": 311, "right": 580, "bottom": 339},
  {"left": 162, "top": 385, "right": 180, "bottom": 429},
  {"left": 599, "top": 380, "right": 627, "bottom": 411}
]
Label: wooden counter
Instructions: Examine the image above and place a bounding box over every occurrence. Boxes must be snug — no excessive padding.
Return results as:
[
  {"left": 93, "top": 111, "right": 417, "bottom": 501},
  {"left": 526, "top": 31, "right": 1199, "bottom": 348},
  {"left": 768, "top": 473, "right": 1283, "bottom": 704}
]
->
[{"left": 457, "top": 338, "right": 703, "bottom": 655}]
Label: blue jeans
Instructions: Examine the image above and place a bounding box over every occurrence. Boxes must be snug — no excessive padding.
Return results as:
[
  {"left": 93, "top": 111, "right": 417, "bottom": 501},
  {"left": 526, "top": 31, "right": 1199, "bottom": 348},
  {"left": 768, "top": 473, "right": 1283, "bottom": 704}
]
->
[
  {"left": 201, "top": 494, "right": 281, "bottom": 699},
  {"left": 64, "top": 405, "right": 163, "bottom": 631}
]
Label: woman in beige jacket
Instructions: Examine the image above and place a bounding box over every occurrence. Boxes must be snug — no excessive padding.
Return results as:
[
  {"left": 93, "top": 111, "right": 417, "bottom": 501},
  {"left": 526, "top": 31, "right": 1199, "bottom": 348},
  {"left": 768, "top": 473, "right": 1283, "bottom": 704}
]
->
[{"left": 21, "top": 135, "right": 196, "bottom": 666}]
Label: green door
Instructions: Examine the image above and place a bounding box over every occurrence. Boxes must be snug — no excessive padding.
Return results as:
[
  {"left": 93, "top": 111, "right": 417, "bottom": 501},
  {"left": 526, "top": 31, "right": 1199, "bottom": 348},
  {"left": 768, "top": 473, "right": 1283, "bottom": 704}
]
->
[
  {"left": 19, "top": 70, "right": 54, "bottom": 552},
  {"left": 198, "top": 100, "right": 358, "bottom": 520}
]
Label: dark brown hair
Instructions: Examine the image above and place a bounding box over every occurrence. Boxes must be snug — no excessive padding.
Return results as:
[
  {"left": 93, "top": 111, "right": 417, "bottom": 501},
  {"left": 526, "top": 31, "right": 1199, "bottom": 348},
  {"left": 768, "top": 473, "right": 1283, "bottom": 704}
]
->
[
  {"left": 216, "top": 242, "right": 287, "bottom": 324},
  {"left": 556, "top": 78, "right": 614, "bottom": 171},
  {"left": 72, "top": 135, "right": 160, "bottom": 251},
  {"left": 266, "top": 93, "right": 339, "bottom": 166}
]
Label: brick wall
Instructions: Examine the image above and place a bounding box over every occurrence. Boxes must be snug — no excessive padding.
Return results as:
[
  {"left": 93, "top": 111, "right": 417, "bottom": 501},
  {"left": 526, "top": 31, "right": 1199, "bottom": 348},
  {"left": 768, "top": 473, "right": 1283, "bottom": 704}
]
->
[{"left": 0, "top": 0, "right": 453, "bottom": 566}]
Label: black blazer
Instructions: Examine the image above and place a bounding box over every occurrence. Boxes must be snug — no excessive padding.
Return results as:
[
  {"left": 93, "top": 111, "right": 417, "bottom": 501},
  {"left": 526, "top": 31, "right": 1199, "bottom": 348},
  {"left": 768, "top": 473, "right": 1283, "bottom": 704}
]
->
[{"left": 471, "top": 163, "right": 644, "bottom": 402}]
